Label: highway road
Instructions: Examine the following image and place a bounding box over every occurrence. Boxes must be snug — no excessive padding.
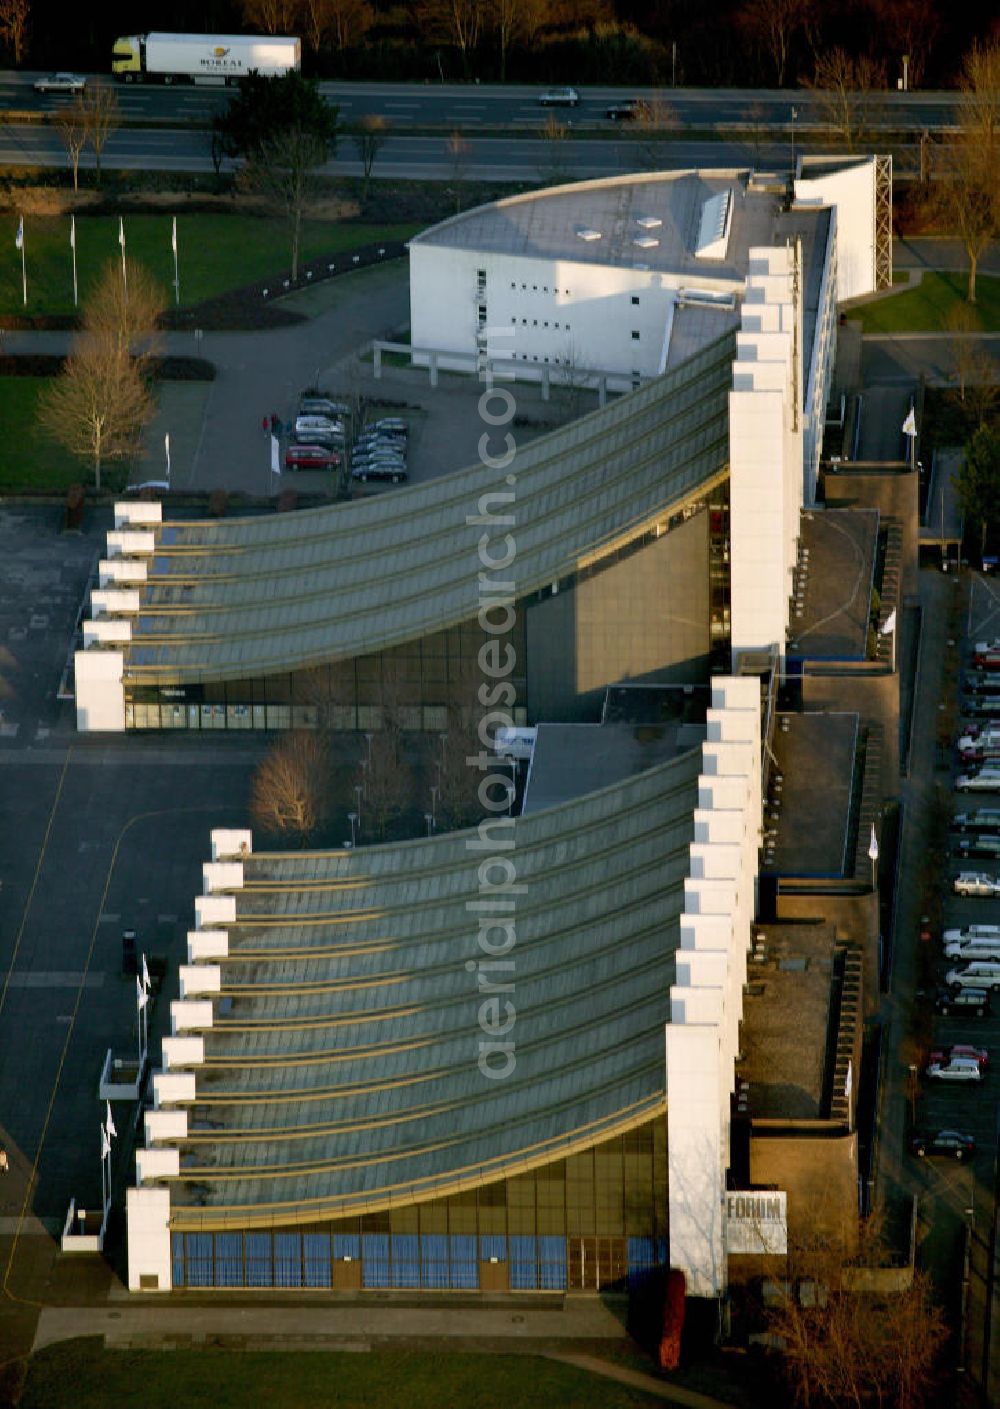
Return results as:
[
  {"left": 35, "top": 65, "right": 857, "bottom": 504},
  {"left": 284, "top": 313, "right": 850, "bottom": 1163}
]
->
[
  {"left": 1, "top": 71, "right": 962, "bottom": 133},
  {"left": 0, "top": 121, "right": 926, "bottom": 182}
]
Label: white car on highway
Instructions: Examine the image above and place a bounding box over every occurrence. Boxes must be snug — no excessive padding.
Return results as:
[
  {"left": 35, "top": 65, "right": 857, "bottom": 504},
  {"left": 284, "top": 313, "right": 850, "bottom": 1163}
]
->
[
  {"left": 34, "top": 72, "right": 86, "bottom": 93},
  {"left": 954, "top": 872, "right": 1000, "bottom": 897},
  {"left": 539, "top": 86, "right": 580, "bottom": 107}
]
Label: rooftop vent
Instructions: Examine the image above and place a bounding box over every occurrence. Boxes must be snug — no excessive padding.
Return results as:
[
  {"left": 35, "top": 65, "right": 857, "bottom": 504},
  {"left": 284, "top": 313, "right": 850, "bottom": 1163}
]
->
[
  {"left": 695, "top": 189, "right": 734, "bottom": 261},
  {"left": 633, "top": 236, "right": 660, "bottom": 249},
  {"left": 575, "top": 227, "right": 602, "bottom": 242},
  {"left": 636, "top": 215, "right": 662, "bottom": 230}
]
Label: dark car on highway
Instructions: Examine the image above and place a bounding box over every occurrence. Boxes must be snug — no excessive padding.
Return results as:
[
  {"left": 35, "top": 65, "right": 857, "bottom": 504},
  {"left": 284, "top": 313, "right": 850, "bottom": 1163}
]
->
[
  {"left": 605, "top": 100, "right": 640, "bottom": 121},
  {"left": 909, "top": 1129, "right": 976, "bottom": 1161}
]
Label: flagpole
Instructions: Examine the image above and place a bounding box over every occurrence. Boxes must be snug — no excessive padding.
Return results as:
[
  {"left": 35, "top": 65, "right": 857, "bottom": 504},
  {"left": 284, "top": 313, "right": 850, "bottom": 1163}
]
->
[
  {"left": 171, "top": 216, "right": 180, "bottom": 306},
  {"left": 17, "top": 218, "right": 26, "bottom": 307},
  {"left": 70, "top": 216, "right": 78, "bottom": 308},
  {"left": 119, "top": 216, "right": 127, "bottom": 307},
  {"left": 100, "top": 1126, "right": 107, "bottom": 1214}
]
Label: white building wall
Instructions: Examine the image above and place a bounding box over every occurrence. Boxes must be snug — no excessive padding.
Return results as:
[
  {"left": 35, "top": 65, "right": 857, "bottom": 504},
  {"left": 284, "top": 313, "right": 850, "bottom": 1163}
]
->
[
  {"left": 74, "top": 648, "right": 125, "bottom": 732},
  {"left": 126, "top": 1187, "right": 172, "bottom": 1291},
  {"left": 793, "top": 158, "right": 880, "bottom": 302},
  {"left": 409, "top": 241, "right": 733, "bottom": 388},
  {"left": 728, "top": 245, "right": 803, "bottom": 660},
  {"left": 667, "top": 677, "right": 759, "bottom": 1299}
]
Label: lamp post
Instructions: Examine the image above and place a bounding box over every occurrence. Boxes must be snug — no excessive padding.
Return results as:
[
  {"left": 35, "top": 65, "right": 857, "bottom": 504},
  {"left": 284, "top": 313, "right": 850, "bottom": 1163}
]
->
[
  {"left": 354, "top": 784, "right": 363, "bottom": 835},
  {"left": 347, "top": 811, "right": 358, "bottom": 848},
  {"left": 790, "top": 107, "right": 798, "bottom": 177},
  {"left": 869, "top": 823, "right": 881, "bottom": 978},
  {"left": 430, "top": 784, "right": 439, "bottom": 829},
  {"left": 902, "top": 54, "right": 909, "bottom": 92},
  {"left": 424, "top": 811, "right": 434, "bottom": 838},
  {"left": 364, "top": 731, "right": 374, "bottom": 767}
]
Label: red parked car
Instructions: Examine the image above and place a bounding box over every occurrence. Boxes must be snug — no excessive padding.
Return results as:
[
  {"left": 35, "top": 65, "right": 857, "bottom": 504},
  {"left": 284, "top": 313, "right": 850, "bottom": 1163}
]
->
[{"left": 284, "top": 443, "right": 340, "bottom": 471}]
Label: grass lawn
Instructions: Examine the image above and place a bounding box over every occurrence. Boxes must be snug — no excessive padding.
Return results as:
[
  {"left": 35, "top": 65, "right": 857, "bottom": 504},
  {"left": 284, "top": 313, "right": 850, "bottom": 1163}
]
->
[
  {"left": 20, "top": 1342, "right": 664, "bottom": 1409},
  {"left": 0, "top": 215, "right": 421, "bottom": 316},
  {"left": 854, "top": 270, "right": 1000, "bottom": 334},
  {"left": 0, "top": 377, "right": 133, "bottom": 492}
]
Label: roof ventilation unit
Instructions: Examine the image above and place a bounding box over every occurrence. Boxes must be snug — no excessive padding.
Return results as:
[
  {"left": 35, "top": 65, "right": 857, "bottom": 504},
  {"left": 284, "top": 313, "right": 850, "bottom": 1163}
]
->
[
  {"left": 635, "top": 215, "right": 662, "bottom": 229},
  {"left": 633, "top": 236, "right": 660, "bottom": 249},
  {"left": 695, "top": 189, "right": 734, "bottom": 260},
  {"left": 575, "top": 227, "right": 602, "bottom": 242}
]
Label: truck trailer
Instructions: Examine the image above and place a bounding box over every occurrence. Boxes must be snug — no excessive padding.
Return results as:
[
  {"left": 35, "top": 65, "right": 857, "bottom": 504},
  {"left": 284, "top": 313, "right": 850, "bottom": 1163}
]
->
[{"left": 112, "top": 32, "right": 301, "bottom": 84}]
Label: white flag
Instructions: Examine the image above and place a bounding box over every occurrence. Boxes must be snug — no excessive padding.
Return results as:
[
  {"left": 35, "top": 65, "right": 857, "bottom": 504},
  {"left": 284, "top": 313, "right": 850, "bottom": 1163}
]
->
[
  {"left": 880, "top": 608, "right": 897, "bottom": 635},
  {"left": 171, "top": 216, "right": 177, "bottom": 255},
  {"left": 901, "top": 408, "right": 917, "bottom": 437},
  {"left": 101, "top": 1126, "right": 111, "bottom": 1160},
  {"left": 15, "top": 216, "right": 23, "bottom": 250},
  {"left": 271, "top": 433, "right": 281, "bottom": 475},
  {"left": 70, "top": 215, "right": 75, "bottom": 250},
  {"left": 868, "top": 824, "right": 879, "bottom": 863},
  {"left": 136, "top": 974, "right": 148, "bottom": 1011},
  {"left": 142, "top": 951, "right": 151, "bottom": 992},
  {"left": 105, "top": 1101, "right": 117, "bottom": 1140},
  {"left": 118, "top": 216, "right": 125, "bottom": 250},
  {"left": 164, "top": 435, "right": 171, "bottom": 484}
]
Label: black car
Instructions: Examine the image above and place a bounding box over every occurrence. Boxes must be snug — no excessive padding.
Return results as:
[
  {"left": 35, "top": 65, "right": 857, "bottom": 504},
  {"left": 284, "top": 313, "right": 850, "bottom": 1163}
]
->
[
  {"left": 352, "top": 464, "right": 408, "bottom": 484},
  {"left": 934, "top": 985, "right": 992, "bottom": 1017},
  {"left": 121, "top": 928, "right": 138, "bottom": 977},
  {"left": 909, "top": 1129, "right": 976, "bottom": 1161},
  {"left": 605, "top": 100, "right": 640, "bottom": 121}
]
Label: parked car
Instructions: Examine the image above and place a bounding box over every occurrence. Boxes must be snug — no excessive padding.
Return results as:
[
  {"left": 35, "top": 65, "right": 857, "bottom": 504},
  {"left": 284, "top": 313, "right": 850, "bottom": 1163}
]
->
[
  {"left": 539, "top": 86, "right": 579, "bottom": 107},
  {"left": 934, "top": 986, "right": 992, "bottom": 1017},
  {"left": 973, "top": 640, "right": 1000, "bottom": 669},
  {"left": 953, "top": 871, "right": 1000, "bottom": 897},
  {"left": 962, "top": 697, "right": 1000, "bottom": 718},
  {"left": 953, "top": 833, "right": 1000, "bottom": 858},
  {"left": 909, "top": 1129, "right": 976, "bottom": 1160},
  {"left": 284, "top": 444, "right": 340, "bottom": 471},
  {"left": 964, "top": 671, "right": 1000, "bottom": 695},
  {"left": 924, "top": 1055, "right": 984, "bottom": 1082},
  {"left": 605, "top": 99, "right": 640, "bottom": 121},
  {"left": 928, "top": 1044, "right": 989, "bottom": 1071},
  {"left": 294, "top": 414, "right": 344, "bottom": 440},
  {"left": 299, "top": 396, "right": 352, "bottom": 419},
  {"left": 945, "top": 960, "right": 1000, "bottom": 990},
  {"left": 956, "top": 767, "right": 1000, "bottom": 791},
  {"left": 351, "top": 464, "right": 408, "bottom": 484},
  {"left": 953, "top": 809, "right": 1000, "bottom": 833},
  {"left": 943, "top": 924, "right": 1000, "bottom": 945},
  {"left": 351, "top": 450, "right": 406, "bottom": 470},
  {"left": 121, "top": 928, "right": 138, "bottom": 977},
  {"left": 34, "top": 72, "right": 86, "bottom": 93}
]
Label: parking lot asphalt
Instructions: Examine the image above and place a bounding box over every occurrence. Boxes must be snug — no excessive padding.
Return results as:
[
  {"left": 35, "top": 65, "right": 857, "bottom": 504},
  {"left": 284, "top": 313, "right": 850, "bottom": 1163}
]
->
[{"left": 0, "top": 506, "right": 269, "bottom": 1360}]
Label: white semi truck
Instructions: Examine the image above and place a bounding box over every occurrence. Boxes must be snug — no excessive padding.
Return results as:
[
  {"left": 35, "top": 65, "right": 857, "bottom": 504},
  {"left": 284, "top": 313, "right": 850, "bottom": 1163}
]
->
[{"left": 111, "top": 32, "right": 301, "bottom": 84}]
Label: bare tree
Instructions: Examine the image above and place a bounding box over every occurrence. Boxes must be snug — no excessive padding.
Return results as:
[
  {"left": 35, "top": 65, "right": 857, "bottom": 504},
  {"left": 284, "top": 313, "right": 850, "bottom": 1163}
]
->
[
  {"left": 634, "top": 96, "right": 679, "bottom": 171},
  {"left": 0, "top": 0, "right": 29, "bottom": 65},
  {"left": 805, "top": 48, "right": 887, "bottom": 150},
  {"left": 539, "top": 111, "right": 570, "bottom": 184},
  {"left": 866, "top": 0, "right": 941, "bottom": 89},
  {"left": 38, "top": 338, "right": 153, "bottom": 490},
  {"left": 355, "top": 114, "right": 389, "bottom": 201},
  {"left": 239, "top": 0, "right": 299, "bottom": 33},
  {"left": 299, "top": 0, "right": 333, "bottom": 51},
  {"left": 764, "top": 1215, "right": 949, "bottom": 1409},
  {"left": 415, "top": 0, "right": 483, "bottom": 77},
  {"left": 488, "top": 0, "right": 548, "bottom": 82},
  {"left": 328, "top": 0, "right": 375, "bottom": 49},
  {"left": 739, "top": 0, "right": 815, "bottom": 86},
  {"left": 932, "top": 41, "right": 1000, "bottom": 305},
  {"left": 251, "top": 731, "right": 332, "bottom": 842},
  {"left": 436, "top": 698, "right": 487, "bottom": 830},
  {"left": 57, "top": 96, "right": 87, "bottom": 194},
  {"left": 82, "top": 256, "right": 166, "bottom": 365},
  {"left": 241, "top": 126, "right": 330, "bottom": 282},
  {"left": 447, "top": 128, "right": 471, "bottom": 212},
  {"left": 81, "top": 84, "right": 120, "bottom": 186},
  {"left": 944, "top": 302, "right": 1000, "bottom": 426}
]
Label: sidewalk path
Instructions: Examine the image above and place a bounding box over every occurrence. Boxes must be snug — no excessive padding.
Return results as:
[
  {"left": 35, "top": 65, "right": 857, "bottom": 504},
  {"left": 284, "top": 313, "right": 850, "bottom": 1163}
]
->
[{"left": 547, "top": 1353, "right": 735, "bottom": 1408}]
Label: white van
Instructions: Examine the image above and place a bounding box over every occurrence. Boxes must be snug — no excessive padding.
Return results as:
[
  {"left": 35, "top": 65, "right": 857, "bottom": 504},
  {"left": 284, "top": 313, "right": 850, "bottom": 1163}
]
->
[
  {"left": 494, "top": 726, "right": 536, "bottom": 762},
  {"left": 943, "top": 924, "right": 1000, "bottom": 945},
  {"left": 943, "top": 937, "right": 1000, "bottom": 962},
  {"left": 946, "top": 960, "right": 1000, "bottom": 989}
]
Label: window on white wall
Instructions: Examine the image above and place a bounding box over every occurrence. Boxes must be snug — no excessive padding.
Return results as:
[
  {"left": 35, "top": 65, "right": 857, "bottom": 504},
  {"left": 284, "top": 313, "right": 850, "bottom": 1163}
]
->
[
  {"left": 631, "top": 330, "right": 640, "bottom": 340},
  {"left": 631, "top": 296, "right": 640, "bottom": 306}
]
